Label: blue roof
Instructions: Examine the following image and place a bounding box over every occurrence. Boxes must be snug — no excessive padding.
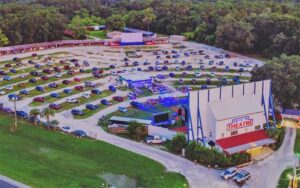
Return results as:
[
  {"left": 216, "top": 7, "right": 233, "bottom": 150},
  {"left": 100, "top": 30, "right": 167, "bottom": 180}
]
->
[
  {"left": 282, "top": 109, "right": 300, "bottom": 116},
  {"left": 123, "top": 27, "right": 155, "bottom": 36}
]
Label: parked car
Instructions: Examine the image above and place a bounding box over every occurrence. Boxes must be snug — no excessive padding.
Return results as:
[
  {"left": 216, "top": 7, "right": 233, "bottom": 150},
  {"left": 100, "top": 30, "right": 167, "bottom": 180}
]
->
[
  {"left": 221, "top": 167, "right": 238, "bottom": 180},
  {"left": 62, "top": 80, "right": 71, "bottom": 85},
  {"left": 86, "top": 104, "right": 99, "bottom": 110},
  {"left": 71, "top": 109, "right": 84, "bottom": 116},
  {"left": 49, "top": 103, "right": 61, "bottom": 110},
  {"left": 19, "top": 89, "right": 29, "bottom": 95},
  {"left": 5, "top": 85, "right": 13, "bottom": 90},
  {"left": 74, "top": 85, "right": 84, "bottom": 91},
  {"left": 130, "top": 101, "right": 140, "bottom": 108},
  {"left": 43, "top": 69, "right": 52, "bottom": 74},
  {"left": 33, "top": 97, "right": 45, "bottom": 102},
  {"left": 0, "top": 89, "right": 6, "bottom": 95},
  {"left": 233, "top": 170, "right": 251, "bottom": 184},
  {"left": 9, "top": 68, "right": 17, "bottom": 73},
  {"left": 50, "top": 93, "right": 60, "bottom": 98},
  {"left": 101, "top": 99, "right": 111, "bottom": 105},
  {"left": 53, "top": 66, "right": 61, "bottom": 72},
  {"left": 113, "top": 96, "right": 124, "bottom": 102},
  {"left": 74, "top": 77, "right": 81, "bottom": 82},
  {"left": 145, "top": 135, "right": 167, "bottom": 144},
  {"left": 35, "top": 86, "right": 44, "bottom": 92},
  {"left": 63, "top": 89, "right": 73, "bottom": 94},
  {"left": 48, "top": 82, "right": 58, "bottom": 88},
  {"left": 109, "top": 85, "right": 116, "bottom": 92},
  {"left": 61, "top": 126, "right": 72, "bottom": 133},
  {"left": 54, "top": 73, "right": 62, "bottom": 78},
  {"left": 118, "top": 106, "right": 128, "bottom": 112},
  {"left": 8, "top": 94, "right": 21, "bottom": 101},
  {"left": 29, "top": 78, "right": 37, "bottom": 83},
  {"left": 82, "top": 93, "right": 90, "bottom": 98},
  {"left": 66, "top": 98, "right": 79, "bottom": 103},
  {"left": 16, "top": 111, "right": 28, "bottom": 119},
  {"left": 0, "top": 70, "right": 6, "bottom": 75},
  {"left": 3, "top": 76, "right": 12, "bottom": 81},
  {"left": 41, "top": 76, "right": 49, "bottom": 81},
  {"left": 91, "top": 89, "right": 101, "bottom": 95},
  {"left": 85, "top": 81, "right": 96, "bottom": 88},
  {"left": 18, "top": 74, "right": 26, "bottom": 78},
  {"left": 72, "top": 129, "right": 87, "bottom": 137}
]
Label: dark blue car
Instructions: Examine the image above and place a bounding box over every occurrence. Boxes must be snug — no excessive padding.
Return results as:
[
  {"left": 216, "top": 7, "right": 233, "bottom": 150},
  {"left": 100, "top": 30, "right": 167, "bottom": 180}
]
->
[
  {"left": 19, "top": 89, "right": 29, "bottom": 95},
  {"left": 63, "top": 89, "right": 73, "bottom": 94},
  {"left": 50, "top": 93, "right": 60, "bottom": 98},
  {"left": 72, "top": 130, "right": 87, "bottom": 137},
  {"left": 8, "top": 94, "right": 21, "bottom": 101},
  {"left": 109, "top": 85, "right": 116, "bottom": 92},
  {"left": 71, "top": 109, "right": 84, "bottom": 116},
  {"left": 36, "top": 86, "right": 44, "bottom": 92},
  {"left": 91, "top": 89, "right": 101, "bottom": 95},
  {"left": 16, "top": 111, "right": 28, "bottom": 118},
  {"left": 85, "top": 104, "right": 99, "bottom": 110}
]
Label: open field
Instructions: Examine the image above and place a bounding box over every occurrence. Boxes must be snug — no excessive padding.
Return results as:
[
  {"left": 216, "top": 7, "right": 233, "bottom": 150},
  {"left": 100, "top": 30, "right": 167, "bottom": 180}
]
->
[{"left": 0, "top": 114, "right": 188, "bottom": 188}]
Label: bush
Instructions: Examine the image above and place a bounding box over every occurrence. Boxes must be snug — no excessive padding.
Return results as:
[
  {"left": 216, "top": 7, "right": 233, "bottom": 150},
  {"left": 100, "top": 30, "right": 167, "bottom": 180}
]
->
[
  {"left": 170, "top": 133, "right": 187, "bottom": 154},
  {"left": 266, "top": 128, "right": 285, "bottom": 150},
  {"left": 185, "top": 141, "right": 250, "bottom": 168},
  {"left": 127, "top": 121, "right": 147, "bottom": 141}
]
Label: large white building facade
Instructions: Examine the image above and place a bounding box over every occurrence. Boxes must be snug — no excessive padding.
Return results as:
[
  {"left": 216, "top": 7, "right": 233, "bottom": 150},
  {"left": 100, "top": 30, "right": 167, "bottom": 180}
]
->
[{"left": 188, "top": 80, "right": 276, "bottom": 155}]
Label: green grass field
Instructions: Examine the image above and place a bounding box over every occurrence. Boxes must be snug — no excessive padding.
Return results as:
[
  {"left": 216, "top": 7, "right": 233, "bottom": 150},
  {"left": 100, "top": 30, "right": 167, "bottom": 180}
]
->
[
  {"left": 88, "top": 31, "right": 107, "bottom": 39},
  {"left": 294, "top": 129, "right": 300, "bottom": 156},
  {"left": 0, "top": 114, "right": 188, "bottom": 188},
  {"left": 277, "top": 168, "right": 300, "bottom": 188}
]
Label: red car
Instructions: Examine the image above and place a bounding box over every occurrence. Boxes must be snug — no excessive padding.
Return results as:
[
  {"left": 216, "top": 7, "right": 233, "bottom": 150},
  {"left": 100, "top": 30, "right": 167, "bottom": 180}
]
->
[
  {"left": 5, "top": 64, "right": 11, "bottom": 68},
  {"left": 113, "top": 96, "right": 124, "bottom": 102},
  {"left": 53, "top": 66, "right": 61, "bottom": 72},
  {"left": 41, "top": 76, "right": 49, "bottom": 80},
  {"left": 74, "top": 85, "right": 83, "bottom": 91},
  {"left": 62, "top": 80, "right": 71, "bottom": 85},
  {"left": 59, "top": 60, "right": 65, "bottom": 64},
  {"left": 147, "top": 99, "right": 158, "bottom": 105},
  {"left": 74, "top": 77, "right": 81, "bottom": 82},
  {"left": 33, "top": 97, "right": 45, "bottom": 102},
  {"left": 64, "top": 65, "right": 71, "bottom": 70},
  {"left": 43, "top": 69, "right": 52, "bottom": 74},
  {"left": 49, "top": 103, "right": 61, "bottom": 110}
]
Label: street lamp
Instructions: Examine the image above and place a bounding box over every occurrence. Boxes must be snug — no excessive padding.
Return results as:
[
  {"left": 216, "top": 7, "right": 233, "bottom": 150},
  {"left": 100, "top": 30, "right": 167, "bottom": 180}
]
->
[{"left": 10, "top": 96, "right": 18, "bottom": 131}]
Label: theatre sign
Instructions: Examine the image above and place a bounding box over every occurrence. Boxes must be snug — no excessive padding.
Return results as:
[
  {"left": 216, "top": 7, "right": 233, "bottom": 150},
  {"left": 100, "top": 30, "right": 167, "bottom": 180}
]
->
[{"left": 227, "top": 116, "right": 254, "bottom": 131}]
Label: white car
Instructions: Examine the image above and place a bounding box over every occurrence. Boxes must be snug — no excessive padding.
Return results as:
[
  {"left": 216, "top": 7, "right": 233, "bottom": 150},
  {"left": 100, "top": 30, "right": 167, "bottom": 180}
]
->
[
  {"left": 195, "top": 72, "right": 201, "bottom": 77},
  {"left": 66, "top": 98, "right": 78, "bottom": 103},
  {"left": 210, "top": 72, "right": 215, "bottom": 77},
  {"left": 0, "top": 89, "right": 6, "bottom": 95},
  {"left": 18, "top": 74, "right": 26, "bottom": 78},
  {"left": 145, "top": 135, "right": 167, "bottom": 144},
  {"left": 82, "top": 93, "right": 90, "bottom": 99},
  {"left": 54, "top": 73, "right": 62, "bottom": 78},
  {"left": 61, "top": 126, "right": 72, "bottom": 133},
  {"left": 221, "top": 167, "right": 238, "bottom": 180},
  {"left": 5, "top": 85, "right": 13, "bottom": 90}
]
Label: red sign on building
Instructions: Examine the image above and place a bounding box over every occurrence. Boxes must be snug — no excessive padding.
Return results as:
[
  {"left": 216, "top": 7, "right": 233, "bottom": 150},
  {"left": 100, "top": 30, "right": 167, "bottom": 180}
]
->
[{"left": 227, "top": 116, "right": 253, "bottom": 131}]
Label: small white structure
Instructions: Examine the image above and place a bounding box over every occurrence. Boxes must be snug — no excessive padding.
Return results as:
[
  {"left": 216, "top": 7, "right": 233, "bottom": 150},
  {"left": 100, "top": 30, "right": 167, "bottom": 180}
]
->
[{"left": 170, "top": 35, "right": 186, "bottom": 41}]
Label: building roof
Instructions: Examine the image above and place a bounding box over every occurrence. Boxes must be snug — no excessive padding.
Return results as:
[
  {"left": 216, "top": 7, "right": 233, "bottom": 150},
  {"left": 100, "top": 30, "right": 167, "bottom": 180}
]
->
[
  {"left": 209, "top": 95, "right": 264, "bottom": 121},
  {"left": 110, "top": 116, "right": 152, "bottom": 125},
  {"left": 123, "top": 27, "right": 155, "bottom": 36},
  {"left": 120, "top": 73, "right": 152, "bottom": 82},
  {"left": 216, "top": 129, "right": 275, "bottom": 155}
]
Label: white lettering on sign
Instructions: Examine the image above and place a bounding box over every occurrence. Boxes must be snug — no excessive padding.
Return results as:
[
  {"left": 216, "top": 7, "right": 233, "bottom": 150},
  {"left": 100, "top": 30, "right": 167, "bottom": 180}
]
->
[{"left": 227, "top": 116, "right": 253, "bottom": 131}]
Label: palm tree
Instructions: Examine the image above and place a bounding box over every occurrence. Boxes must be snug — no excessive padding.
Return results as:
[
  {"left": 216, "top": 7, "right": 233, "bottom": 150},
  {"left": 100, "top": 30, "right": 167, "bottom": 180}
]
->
[
  {"left": 142, "top": 8, "right": 156, "bottom": 31},
  {"left": 41, "top": 107, "right": 55, "bottom": 123},
  {"left": 29, "top": 108, "right": 41, "bottom": 126}
]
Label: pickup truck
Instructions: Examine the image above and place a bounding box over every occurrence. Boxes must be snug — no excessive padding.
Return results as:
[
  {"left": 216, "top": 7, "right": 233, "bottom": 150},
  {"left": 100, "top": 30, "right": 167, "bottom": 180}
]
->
[{"left": 145, "top": 135, "right": 167, "bottom": 144}]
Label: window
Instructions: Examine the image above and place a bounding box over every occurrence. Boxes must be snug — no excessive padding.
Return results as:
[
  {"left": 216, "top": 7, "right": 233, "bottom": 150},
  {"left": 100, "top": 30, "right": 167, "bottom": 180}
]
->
[
  {"left": 231, "top": 130, "right": 238, "bottom": 136},
  {"left": 255, "top": 125, "right": 261, "bottom": 130}
]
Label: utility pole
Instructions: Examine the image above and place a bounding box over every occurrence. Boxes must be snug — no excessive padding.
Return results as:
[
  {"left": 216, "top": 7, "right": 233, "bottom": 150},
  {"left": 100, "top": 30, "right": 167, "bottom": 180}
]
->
[{"left": 10, "top": 97, "right": 18, "bottom": 131}]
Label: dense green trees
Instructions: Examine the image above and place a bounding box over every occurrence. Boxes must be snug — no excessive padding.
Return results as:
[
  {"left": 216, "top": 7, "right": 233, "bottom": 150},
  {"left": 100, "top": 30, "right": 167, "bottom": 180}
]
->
[
  {"left": 251, "top": 54, "right": 300, "bottom": 109},
  {"left": 106, "top": 15, "right": 125, "bottom": 31},
  {"left": 0, "top": 0, "right": 299, "bottom": 58},
  {"left": 0, "top": 29, "right": 9, "bottom": 46},
  {"left": 0, "top": 4, "right": 66, "bottom": 45}
]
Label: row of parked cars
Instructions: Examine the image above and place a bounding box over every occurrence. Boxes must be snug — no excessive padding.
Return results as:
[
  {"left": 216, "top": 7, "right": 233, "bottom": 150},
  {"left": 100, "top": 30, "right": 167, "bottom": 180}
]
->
[{"left": 221, "top": 167, "right": 250, "bottom": 185}]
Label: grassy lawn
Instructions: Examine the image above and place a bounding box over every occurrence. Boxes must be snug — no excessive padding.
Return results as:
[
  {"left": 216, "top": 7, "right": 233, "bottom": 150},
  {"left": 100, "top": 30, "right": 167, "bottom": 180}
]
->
[
  {"left": 0, "top": 114, "right": 188, "bottom": 188},
  {"left": 277, "top": 168, "right": 300, "bottom": 188},
  {"left": 294, "top": 129, "right": 300, "bottom": 156},
  {"left": 88, "top": 31, "right": 107, "bottom": 39}
]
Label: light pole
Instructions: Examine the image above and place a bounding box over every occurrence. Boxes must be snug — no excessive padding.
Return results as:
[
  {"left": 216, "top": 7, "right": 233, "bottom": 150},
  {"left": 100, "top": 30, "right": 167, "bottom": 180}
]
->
[{"left": 11, "top": 96, "right": 18, "bottom": 131}]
